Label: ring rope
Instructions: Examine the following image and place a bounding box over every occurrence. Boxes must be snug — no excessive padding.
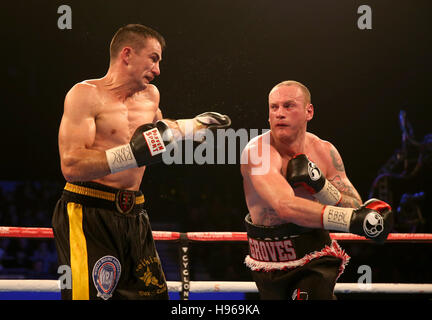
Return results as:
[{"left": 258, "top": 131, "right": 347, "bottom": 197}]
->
[
  {"left": 1, "top": 226, "right": 432, "bottom": 242},
  {"left": 1, "top": 226, "right": 431, "bottom": 297},
  {"left": 0, "top": 280, "right": 431, "bottom": 294}
]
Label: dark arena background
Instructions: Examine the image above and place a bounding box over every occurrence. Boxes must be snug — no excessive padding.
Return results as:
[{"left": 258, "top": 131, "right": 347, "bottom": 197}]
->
[{"left": 0, "top": 0, "right": 431, "bottom": 304}]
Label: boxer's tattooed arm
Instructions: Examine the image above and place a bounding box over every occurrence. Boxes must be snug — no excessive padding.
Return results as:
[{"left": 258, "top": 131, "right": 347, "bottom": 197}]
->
[
  {"left": 261, "top": 207, "right": 286, "bottom": 225},
  {"left": 328, "top": 175, "right": 362, "bottom": 208},
  {"left": 330, "top": 148, "right": 345, "bottom": 172},
  {"left": 328, "top": 147, "right": 361, "bottom": 207}
]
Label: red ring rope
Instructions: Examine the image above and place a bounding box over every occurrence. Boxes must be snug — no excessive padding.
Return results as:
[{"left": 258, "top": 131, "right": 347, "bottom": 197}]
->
[{"left": 1, "top": 226, "right": 431, "bottom": 242}]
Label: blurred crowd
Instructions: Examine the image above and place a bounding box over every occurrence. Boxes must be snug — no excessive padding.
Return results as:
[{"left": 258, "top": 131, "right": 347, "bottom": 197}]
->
[{"left": 0, "top": 181, "right": 60, "bottom": 278}]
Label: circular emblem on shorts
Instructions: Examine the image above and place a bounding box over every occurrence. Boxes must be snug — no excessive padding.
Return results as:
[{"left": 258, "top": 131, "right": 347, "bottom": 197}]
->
[
  {"left": 115, "top": 190, "right": 136, "bottom": 214},
  {"left": 308, "top": 161, "right": 321, "bottom": 181},
  {"left": 92, "top": 255, "right": 121, "bottom": 300},
  {"left": 363, "top": 212, "right": 384, "bottom": 238}
]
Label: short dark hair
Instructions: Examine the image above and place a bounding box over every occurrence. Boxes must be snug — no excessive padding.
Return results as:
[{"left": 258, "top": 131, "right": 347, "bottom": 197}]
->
[{"left": 109, "top": 24, "right": 166, "bottom": 62}]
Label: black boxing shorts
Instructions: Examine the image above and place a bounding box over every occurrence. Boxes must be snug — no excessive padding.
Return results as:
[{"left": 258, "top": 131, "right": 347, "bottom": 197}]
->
[
  {"left": 51, "top": 181, "right": 168, "bottom": 300},
  {"left": 244, "top": 214, "right": 350, "bottom": 300}
]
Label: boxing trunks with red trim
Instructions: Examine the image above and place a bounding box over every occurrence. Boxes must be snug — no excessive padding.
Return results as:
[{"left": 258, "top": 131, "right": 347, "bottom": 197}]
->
[
  {"left": 52, "top": 181, "right": 168, "bottom": 300},
  {"left": 244, "top": 214, "right": 350, "bottom": 300}
]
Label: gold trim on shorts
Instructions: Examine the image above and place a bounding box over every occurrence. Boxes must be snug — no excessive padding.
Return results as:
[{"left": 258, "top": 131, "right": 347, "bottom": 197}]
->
[{"left": 64, "top": 182, "right": 145, "bottom": 204}]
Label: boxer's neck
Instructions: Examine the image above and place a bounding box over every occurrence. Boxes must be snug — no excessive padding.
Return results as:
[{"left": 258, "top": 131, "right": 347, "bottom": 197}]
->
[
  {"left": 271, "top": 129, "right": 306, "bottom": 157},
  {"left": 102, "top": 68, "right": 143, "bottom": 101}
]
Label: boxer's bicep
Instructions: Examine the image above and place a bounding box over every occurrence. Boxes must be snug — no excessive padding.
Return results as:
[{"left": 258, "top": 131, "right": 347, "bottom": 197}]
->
[
  {"left": 59, "top": 86, "right": 107, "bottom": 180},
  {"left": 249, "top": 170, "right": 296, "bottom": 208},
  {"left": 241, "top": 144, "right": 295, "bottom": 214},
  {"left": 59, "top": 86, "right": 96, "bottom": 156}
]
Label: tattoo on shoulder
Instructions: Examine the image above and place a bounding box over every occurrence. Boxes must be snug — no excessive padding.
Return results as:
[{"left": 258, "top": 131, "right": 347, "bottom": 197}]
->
[{"left": 330, "top": 148, "right": 345, "bottom": 172}]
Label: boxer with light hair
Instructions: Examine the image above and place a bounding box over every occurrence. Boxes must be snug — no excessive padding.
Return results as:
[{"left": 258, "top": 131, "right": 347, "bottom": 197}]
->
[
  {"left": 52, "top": 24, "right": 230, "bottom": 300},
  {"left": 241, "top": 80, "right": 393, "bottom": 300}
]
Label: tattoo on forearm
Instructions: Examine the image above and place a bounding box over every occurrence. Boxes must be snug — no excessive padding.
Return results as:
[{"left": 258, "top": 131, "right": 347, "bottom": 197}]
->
[
  {"left": 329, "top": 175, "right": 362, "bottom": 208},
  {"left": 330, "top": 148, "right": 345, "bottom": 172},
  {"left": 261, "top": 207, "right": 285, "bottom": 225},
  {"left": 339, "top": 197, "right": 361, "bottom": 208}
]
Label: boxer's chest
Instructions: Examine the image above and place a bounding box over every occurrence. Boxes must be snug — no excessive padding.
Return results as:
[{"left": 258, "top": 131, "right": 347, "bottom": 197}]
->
[
  {"left": 94, "top": 97, "right": 158, "bottom": 144},
  {"left": 280, "top": 154, "right": 326, "bottom": 201},
  {"left": 280, "top": 151, "right": 329, "bottom": 183}
]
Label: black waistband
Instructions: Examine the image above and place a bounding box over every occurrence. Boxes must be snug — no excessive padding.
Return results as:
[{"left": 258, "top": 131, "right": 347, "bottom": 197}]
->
[
  {"left": 62, "top": 181, "right": 144, "bottom": 215},
  {"left": 245, "top": 214, "right": 315, "bottom": 238},
  {"left": 244, "top": 214, "right": 332, "bottom": 262}
]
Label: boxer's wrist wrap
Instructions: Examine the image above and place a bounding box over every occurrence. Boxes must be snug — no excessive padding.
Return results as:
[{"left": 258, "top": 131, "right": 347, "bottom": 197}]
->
[
  {"left": 314, "top": 179, "right": 342, "bottom": 205},
  {"left": 322, "top": 206, "right": 353, "bottom": 232},
  {"left": 105, "top": 144, "right": 138, "bottom": 174}
]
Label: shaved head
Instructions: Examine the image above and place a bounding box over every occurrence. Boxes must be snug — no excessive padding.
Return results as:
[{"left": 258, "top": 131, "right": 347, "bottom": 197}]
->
[{"left": 270, "top": 80, "right": 311, "bottom": 105}]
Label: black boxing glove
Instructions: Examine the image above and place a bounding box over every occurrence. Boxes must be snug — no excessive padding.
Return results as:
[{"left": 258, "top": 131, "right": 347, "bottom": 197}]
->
[
  {"left": 105, "top": 120, "right": 176, "bottom": 173},
  {"left": 322, "top": 198, "right": 394, "bottom": 243},
  {"left": 286, "top": 154, "right": 342, "bottom": 205}
]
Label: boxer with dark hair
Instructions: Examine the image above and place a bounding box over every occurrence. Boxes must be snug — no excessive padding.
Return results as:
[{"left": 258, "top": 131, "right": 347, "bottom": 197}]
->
[
  {"left": 241, "top": 80, "right": 393, "bottom": 300},
  {"left": 52, "top": 24, "right": 230, "bottom": 300}
]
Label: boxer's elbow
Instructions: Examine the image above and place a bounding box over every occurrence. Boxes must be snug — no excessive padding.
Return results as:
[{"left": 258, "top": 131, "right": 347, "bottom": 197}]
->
[
  {"left": 63, "top": 172, "right": 79, "bottom": 183},
  {"left": 61, "top": 164, "right": 78, "bottom": 182},
  {"left": 61, "top": 154, "right": 82, "bottom": 182},
  {"left": 61, "top": 151, "right": 111, "bottom": 182}
]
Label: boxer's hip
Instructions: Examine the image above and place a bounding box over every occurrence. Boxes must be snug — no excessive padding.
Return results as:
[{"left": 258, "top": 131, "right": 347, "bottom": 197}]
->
[
  {"left": 61, "top": 181, "right": 145, "bottom": 215},
  {"left": 52, "top": 182, "right": 167, "bottom": 300},
  {"left": 244, "top": 214, "right": 350, "bottom": 276}
]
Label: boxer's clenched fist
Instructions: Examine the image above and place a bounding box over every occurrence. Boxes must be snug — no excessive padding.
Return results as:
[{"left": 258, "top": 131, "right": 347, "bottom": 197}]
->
[
  {"left": 322, "top": 198, "right": 394, "bottom": 243},
  {"left": 105, "top": 121, "right": 176, "bottom": 173},
  {"left": 286, "top": 154, "right": 342, "bottom": 205},
  {"left": 174, "top": 111, "right": 231, "bottom": 142}
]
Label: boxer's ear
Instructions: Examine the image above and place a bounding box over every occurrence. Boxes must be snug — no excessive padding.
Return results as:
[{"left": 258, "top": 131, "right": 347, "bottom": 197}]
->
[
  {"left": 306, "top": 103, "right": 314, "bottom": 121},
  {"left": 120, "top": 47, "right": 133, "bottom": 65}
]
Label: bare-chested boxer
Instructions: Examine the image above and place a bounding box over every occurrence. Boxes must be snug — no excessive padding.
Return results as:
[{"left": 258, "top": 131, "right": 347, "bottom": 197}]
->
[
  {"left": 52, "top": 24, "right": 230, "bottom": 300},
  {"left": 241, "top": 80, "right": 393, "bottom": 300}
]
